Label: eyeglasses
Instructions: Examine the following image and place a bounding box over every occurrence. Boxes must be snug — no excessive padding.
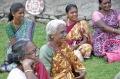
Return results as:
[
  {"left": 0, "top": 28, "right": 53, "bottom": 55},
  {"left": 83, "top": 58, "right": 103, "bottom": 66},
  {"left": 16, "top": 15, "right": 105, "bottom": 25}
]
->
[{"left": 25, "top": 48, "right": 39, "bottom": 56}]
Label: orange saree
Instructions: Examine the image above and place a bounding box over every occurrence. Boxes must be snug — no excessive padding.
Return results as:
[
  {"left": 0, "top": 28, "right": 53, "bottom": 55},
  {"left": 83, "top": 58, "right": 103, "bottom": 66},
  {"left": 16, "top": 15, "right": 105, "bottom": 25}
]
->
[
  {"left": 50, "top": 42, "right": 85, "bottom": 79},
  {"left": 66, "top": 20, "right": 92, "bottom": 58}
]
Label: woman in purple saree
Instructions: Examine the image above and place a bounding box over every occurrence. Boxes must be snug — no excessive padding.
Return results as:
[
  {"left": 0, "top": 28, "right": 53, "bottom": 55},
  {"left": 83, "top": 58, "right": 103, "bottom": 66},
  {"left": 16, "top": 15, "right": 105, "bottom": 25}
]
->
[{"left": 92, "top": 0, "right": 120, "bottom": 60}]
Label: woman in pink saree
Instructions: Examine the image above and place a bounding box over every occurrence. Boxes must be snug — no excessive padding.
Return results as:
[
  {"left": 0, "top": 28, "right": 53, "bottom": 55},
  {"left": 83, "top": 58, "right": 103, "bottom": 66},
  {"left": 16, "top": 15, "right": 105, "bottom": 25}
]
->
[
  {"left": 92, "top": 0, "right": 120, "bottom": 56},
  {"left": 65, "top": 4, "right": 92, "bottom": 60}
]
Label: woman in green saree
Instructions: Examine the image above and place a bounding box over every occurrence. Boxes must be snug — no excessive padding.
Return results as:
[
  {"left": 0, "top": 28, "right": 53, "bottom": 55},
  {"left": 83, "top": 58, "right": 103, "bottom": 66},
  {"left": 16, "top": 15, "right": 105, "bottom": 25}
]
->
[{"left": 0, "top": 3, "right": 35, "bottom": 72}]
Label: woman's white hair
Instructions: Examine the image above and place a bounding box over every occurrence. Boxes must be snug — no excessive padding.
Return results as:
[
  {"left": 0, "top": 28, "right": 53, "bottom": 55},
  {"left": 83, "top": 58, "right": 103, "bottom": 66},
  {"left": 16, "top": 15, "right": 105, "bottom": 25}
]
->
[{"left": 46, "top": 19, "right": 66, "bottom": 41}]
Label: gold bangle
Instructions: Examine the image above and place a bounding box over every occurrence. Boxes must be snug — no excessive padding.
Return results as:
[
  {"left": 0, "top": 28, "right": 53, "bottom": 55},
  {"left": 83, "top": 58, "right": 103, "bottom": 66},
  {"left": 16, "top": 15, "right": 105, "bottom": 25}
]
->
[{"left": 24, "top": 70, "right": 33, "bottom": 73}]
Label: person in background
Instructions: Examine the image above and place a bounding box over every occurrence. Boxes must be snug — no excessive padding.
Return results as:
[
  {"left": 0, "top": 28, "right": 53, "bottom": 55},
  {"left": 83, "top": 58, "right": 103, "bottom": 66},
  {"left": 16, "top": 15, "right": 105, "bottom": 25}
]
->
[
  {"left": 0, "top": 3, "right": 35, "bottom": 72},
  {"left": 65, "top": 4, "right": 92, "bottom": 61},
  {"left": 39, "top": 19, "right": 86, "bottom": 79},
  {"left": 7, "top": 39, "right": 49, "bottom": 79},
  {"left": 92, "top": 0, "right": 120, "bottom": 56}
]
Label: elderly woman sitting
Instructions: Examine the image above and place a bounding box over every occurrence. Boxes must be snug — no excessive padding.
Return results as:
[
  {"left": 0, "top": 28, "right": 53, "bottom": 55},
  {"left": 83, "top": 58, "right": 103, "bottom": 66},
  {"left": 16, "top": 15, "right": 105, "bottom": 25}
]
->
[
  {"left": 39, "top": 19, "right": 87, "bottom": 79},
  {"left": 7, "top": 39, "right": 48, "bottom": 79}
]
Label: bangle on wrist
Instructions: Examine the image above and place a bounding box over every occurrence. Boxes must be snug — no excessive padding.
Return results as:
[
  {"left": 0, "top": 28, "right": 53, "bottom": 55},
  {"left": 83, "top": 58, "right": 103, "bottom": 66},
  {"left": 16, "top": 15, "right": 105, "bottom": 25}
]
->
[{"left": 24, "top": 70, "right": 33, "bottom": 73}]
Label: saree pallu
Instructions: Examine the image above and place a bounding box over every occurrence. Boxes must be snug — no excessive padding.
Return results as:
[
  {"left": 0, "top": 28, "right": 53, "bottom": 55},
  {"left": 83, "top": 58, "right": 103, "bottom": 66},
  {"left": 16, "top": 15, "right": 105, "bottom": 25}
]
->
[
  {"left": 3, "top": 19, "right": 35, "bottom": 71},
  {"left": 6, "top": 19, "right": 35, "bottom": 55},
  {"left": 92, "top": 10, "right": 120, "bottom": 56},
  {"left": 35, "top": 62, "right": 49, "bottom": 79},
  {"left": 49, "top": 42, "right": 85, "bottom": 79},
  {"left": 66, "top": 20, "right": 92, "bottom": 58}
]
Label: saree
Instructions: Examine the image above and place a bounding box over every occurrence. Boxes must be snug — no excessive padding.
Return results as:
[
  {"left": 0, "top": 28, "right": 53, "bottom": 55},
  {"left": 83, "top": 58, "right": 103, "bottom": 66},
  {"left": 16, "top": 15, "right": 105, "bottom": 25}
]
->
[
  {"left": 66, "top": 20, "right": 92, "bottom": 58},
  {"left": 35, "top": 62, "right": 49, "bottom": 79},
  {"left": 92, "top": 10, "right": 120, "bottom": 56},
  {"left": 2, "top": 19, "right": 35, "bottom": 71},
  {"left": 40, "top": 42, "right": 85, "bottom": 79}
]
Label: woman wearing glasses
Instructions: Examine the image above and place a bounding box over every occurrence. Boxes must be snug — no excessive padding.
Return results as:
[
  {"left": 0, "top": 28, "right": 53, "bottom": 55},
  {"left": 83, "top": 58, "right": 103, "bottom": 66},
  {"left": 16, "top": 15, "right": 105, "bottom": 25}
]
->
[{"left": 7, "top": 39, "right": 48, "bottom": 79}]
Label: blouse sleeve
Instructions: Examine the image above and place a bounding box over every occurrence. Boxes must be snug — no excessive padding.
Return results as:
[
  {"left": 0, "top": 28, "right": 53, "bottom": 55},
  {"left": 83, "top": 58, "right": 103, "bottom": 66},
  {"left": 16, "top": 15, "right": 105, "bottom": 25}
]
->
[
  {"left": 92, "top": 11, "right": 102, "bottom": 23},
  {"left": 7, "top": 68, "right": 27, "bottom": 79},
  {"left": 118, "top": 14, "right": 120, "bottom": 20},
  {"left": 6, "top": 23, "right": 15, "bottom": 39},
  {"left": 39, "top": 44, "right": 54, "bottom": 73}
]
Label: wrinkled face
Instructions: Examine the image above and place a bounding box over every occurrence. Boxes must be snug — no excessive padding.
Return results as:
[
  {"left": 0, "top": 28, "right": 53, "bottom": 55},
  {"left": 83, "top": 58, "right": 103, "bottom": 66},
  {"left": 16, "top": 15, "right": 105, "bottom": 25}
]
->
[
  {"left": 100, "top": 0, "right": 111, "bottom": 11},
  {"left": 66, "top": 7, "right": 78, "bottom": 21},
  {"left": 13, "top": 8, "right": 25, "bottom": 21},
  {"left": 52, "top": 24, "right": 67, "bottom": 44},
  {"left": 25, "top": 42, "right": 39, "bottom": 61}
]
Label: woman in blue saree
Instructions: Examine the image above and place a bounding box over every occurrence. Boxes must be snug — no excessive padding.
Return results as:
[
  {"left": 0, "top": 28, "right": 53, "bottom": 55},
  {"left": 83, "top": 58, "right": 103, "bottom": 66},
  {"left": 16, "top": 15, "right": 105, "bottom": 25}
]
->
[{"left": 0, "top": 3, "right": 35, "bottom": 72}]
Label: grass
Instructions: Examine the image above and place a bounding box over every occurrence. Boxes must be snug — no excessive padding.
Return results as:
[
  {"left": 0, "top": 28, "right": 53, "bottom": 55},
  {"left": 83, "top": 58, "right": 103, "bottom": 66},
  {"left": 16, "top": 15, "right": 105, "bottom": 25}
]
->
[{"left": 0, "top": 21, "right": 120, "bottom": 79}]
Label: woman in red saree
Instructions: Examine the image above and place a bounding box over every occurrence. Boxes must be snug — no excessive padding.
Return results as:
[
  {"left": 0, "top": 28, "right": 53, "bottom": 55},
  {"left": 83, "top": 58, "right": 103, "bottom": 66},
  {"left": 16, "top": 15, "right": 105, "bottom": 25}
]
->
[{"left": 65, "top": 4, "right": 92, "bottom": 60}]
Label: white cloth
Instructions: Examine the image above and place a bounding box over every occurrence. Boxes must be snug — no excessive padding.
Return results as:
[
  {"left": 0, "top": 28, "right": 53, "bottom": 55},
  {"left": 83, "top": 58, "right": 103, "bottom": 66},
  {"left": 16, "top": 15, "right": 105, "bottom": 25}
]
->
[
  {"left": 74, "top": 50, "right": 84, "bottom": 62},
  {"left": 7, "top": 68, "right": 27, "bottom": 79}
]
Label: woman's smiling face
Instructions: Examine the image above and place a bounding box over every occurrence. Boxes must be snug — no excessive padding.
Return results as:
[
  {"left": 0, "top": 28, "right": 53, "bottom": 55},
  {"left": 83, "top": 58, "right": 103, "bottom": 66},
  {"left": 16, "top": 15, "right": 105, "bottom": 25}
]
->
[
  {"left": 100, "top": 0, "right": 111, "bottom": 11},
  {"left": 66, "top": 7, "right": 78, "bottom": 21}
]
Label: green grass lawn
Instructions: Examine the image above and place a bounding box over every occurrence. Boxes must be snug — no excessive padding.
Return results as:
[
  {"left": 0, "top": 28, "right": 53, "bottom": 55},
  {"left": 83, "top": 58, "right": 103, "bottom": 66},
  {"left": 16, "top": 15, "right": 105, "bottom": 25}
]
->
[{"left": 0, "top": 21, "right": 120, "bottom": 79}]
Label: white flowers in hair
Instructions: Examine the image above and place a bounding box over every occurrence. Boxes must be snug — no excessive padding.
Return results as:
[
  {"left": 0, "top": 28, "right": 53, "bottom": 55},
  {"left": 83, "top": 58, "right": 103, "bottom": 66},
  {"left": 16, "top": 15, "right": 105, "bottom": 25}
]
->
[{"left": 46, "top": 19, "right": 66, "bottom": 35}]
